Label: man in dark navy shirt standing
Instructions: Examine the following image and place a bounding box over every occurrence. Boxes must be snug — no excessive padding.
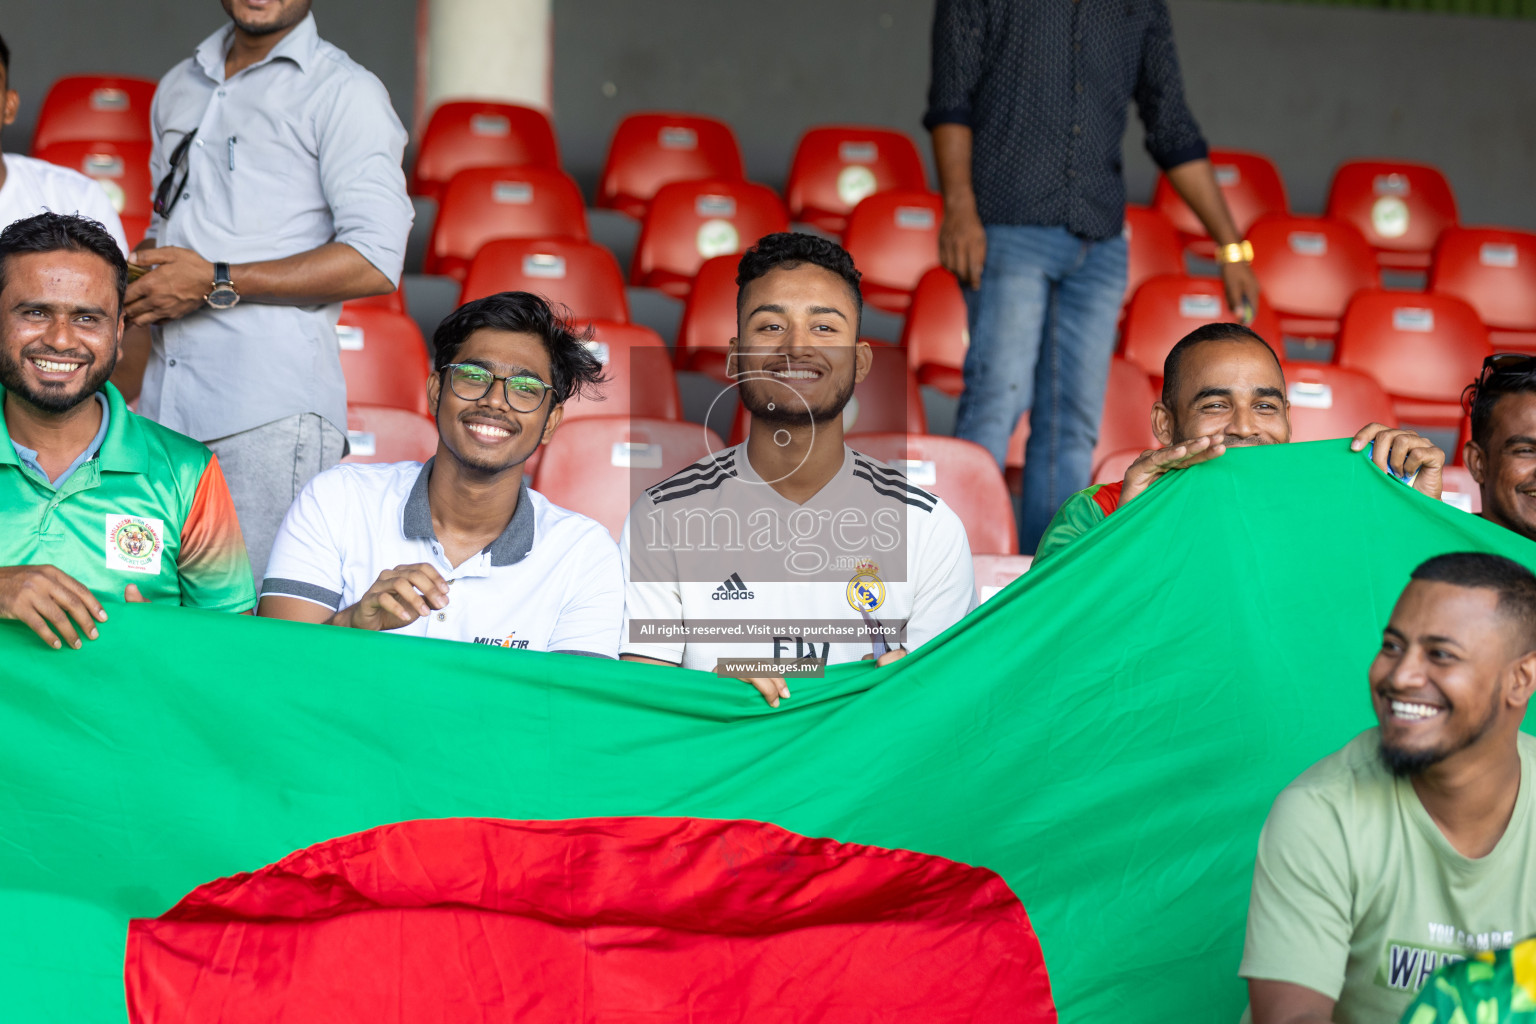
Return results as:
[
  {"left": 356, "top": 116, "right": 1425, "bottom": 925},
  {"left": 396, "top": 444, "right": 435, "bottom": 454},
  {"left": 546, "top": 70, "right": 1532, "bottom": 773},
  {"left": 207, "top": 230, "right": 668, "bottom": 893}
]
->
[{"left": 925, "top": 0, "right": 1260, "bottom": 554}]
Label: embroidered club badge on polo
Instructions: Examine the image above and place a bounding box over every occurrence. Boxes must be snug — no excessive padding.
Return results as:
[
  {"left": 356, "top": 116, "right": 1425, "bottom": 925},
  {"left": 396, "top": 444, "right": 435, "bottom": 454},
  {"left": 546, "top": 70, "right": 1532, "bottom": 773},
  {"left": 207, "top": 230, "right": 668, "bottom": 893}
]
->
[{"left": 105, "top": 514, "right": 165, "bottom": 574}]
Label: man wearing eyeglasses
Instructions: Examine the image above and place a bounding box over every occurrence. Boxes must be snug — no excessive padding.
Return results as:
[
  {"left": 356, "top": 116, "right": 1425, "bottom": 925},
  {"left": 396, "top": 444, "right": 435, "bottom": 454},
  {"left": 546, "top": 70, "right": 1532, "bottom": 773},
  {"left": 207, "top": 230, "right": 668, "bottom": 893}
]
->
[
  {"left": 257, "top": 292, "right": 624, "bottom": 658},
  {"left": 123, "top": 0, "right": 413, "bottom": 583},
  {"left": 1463, "top": 355, "right": 1536, "bottom": 546}
]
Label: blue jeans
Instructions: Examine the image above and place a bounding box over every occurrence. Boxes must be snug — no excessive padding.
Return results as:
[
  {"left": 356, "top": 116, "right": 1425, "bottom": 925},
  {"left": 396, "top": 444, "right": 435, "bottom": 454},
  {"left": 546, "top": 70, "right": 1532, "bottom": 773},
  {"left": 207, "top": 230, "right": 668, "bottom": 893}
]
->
[{"left": 955, "top": 226, "right": 1128, "bottom": 554}]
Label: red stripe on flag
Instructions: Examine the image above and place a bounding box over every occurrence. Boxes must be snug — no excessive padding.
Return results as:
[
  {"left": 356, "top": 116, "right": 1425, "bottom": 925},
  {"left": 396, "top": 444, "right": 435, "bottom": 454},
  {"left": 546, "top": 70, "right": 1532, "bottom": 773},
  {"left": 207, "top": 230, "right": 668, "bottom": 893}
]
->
[{"left": 127, "top": 816, "right": 1055, "bottom": 1022}]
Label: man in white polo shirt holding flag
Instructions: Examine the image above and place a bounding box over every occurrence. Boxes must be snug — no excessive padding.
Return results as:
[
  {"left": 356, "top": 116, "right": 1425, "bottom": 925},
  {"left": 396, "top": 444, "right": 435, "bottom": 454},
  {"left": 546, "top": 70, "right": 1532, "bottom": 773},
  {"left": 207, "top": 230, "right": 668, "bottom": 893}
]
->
[
  {"left": 258, "top": 292, "right": 623, "bottom": 658},
  {"left": 620, "top": 233, "right": 977, "bottom": 704}
]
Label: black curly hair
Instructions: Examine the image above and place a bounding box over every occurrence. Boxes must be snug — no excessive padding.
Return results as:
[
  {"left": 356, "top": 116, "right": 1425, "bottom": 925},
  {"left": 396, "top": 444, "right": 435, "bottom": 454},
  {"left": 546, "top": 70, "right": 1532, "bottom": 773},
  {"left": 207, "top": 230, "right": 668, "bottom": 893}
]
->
[
  {"left": 0, "top": 212, "right": 127, "bottom": 310},
  {"left": 735, "top": 232, "right": 862, "bottom": 334},
  {"left": 431, "top": 291, "right": 606, "bottom": 405}
]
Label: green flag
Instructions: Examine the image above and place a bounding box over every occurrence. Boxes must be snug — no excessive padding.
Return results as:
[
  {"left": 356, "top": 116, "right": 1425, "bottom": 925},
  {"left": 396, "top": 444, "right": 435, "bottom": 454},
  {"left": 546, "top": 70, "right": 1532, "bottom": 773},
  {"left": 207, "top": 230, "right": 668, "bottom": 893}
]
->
[{"left": 1, "top": 440, "right": 1530, "bottom": 1023}]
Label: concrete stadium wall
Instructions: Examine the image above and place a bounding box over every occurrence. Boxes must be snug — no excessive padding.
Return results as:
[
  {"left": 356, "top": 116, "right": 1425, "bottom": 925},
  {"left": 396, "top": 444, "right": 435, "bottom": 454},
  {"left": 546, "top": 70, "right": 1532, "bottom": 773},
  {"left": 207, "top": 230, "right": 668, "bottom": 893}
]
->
[
  {"left": 5, "top": 1, "right": 1532, "bottom": 231},
  {"left": 2, "top": 1, "right": 417, "bottom": 150},
  {"left": 549, "top": 0, "right": 1536, "bottom": 230}
]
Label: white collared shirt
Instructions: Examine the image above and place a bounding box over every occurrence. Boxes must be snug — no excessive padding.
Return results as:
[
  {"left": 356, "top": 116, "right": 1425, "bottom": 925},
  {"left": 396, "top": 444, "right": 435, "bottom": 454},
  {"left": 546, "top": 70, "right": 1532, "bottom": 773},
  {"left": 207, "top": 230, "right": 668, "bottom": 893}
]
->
[
  {"left": 620, "top": 443, "right": 977, "bottom": 671},
  {"left": 262, "top": 460, "right": 623, "bottom": 657},
  {"left": 0, "top": 154, "right": 128, "bottom": 254},
  {"left": 139, "top": 13, "right": 413, "bottom": 441}
]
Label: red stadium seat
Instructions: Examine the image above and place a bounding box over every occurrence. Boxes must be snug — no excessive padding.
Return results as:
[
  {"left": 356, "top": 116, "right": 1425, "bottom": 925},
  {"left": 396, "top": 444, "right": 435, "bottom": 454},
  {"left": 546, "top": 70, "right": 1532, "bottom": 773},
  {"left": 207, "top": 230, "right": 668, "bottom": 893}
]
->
[
  {"left": 342, "top": 405, "right": 439, "bottom": 465},
  {"left": 1120, "top": 275, "right": 1282, "bottom": 386},
  {"left": 842, "top": 433, "right": 1017, "bottom": 555},
  {"left": 33, "top": 139, "right": 154, "bottom": 247},
  {"left": 564, "top": 320, "right": 682, "bottom": 422},
  {"left": 1248, "top": 215, "right": 1377, "bottom": 340},
  {"left": 1280, "top": 362, "right": 1399, "bottom": 443},
  {"left": 1430, "top": 227, "right": 1536, "bottom": 352},
  {"left": 1335, "top": 289, "right": 1492, "bottom": 430},
  {"left": 1454, "top": 412, "right": 1473, "bottom": 467},
  {"left": 533, "top": 416, "right": 727, "bottom": 541},
  {"left": 1440, "top": 464, "right": 1482, "bottom": 514},
  {"left": 972, "top": 553, "right": 1032, "bottom": 602},
  {"left": 727, "top": 343, "right": 926, "bottom": 444},
  {"left": 460, "top": 238, "right": 629, "bottom": 322},
  {"left": 674, "top": 254, "right": 740, "bottom": 381},
  {"left": 1005, "top": 357, "right": 1156, "bottom": 491},
  {"left": 31, "top": 76, "right": 157, "bottom": 151},
  {"left": 1091, "top": 448, "right": 1143, "bottom": 486},
  {"left": 1152, "top": 150, "right": 1288, "bottom": 258},
  {"left": 426, "top": 165, "right": 588, "bottom": 280},
  {"left": 1325, "top": 160, "right": 1458, "bottom": 270},
  {"left": 631, "top": 178, "right": 788, "bottom": 298},
  {"left": 598, "top": 113, "right": 745, "bottom": 219},
  {"left": 785, "top": 126, "right": 927, "bottom": 234},
  {"left": 410, "top": 101, "right": 560, "bottom": 204},
  {"left": 842, "top": 189, "right": 943, "bottom": 314},
  {"left": 901, "top": 266, "right": 969, "bottom": 397},
  {"left": 1122, "top": 205, "right": 1185, "bottom": 305},
  {"left": 335, "top": 307, "right": 431, "bottom": 415},
  {"left": 343, "top": 288, "right": 409, "bottom": 317}
]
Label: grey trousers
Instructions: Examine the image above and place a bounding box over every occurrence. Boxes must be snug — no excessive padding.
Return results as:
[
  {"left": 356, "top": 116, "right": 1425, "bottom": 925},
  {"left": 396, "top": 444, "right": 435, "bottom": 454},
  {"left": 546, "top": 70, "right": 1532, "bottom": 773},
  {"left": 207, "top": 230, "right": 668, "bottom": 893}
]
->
[{"left": 207, "top": 413, "right": 346, "bottom": 585}]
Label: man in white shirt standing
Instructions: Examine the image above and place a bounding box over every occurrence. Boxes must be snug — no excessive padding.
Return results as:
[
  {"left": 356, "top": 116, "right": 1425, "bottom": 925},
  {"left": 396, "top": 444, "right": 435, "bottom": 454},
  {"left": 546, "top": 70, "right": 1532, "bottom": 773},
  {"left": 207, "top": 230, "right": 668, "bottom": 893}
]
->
[
  {"left": 259, "top": 291, "right": 623, "bottom": 659},
  {"left": 0, "top": 34, "right": 128, "bottom": 254},
  {"left": 123, "top": 0, "right": 414, "bottom": 581},
  {"left": 620, "top": 233, "right": 978, "bottom": 705}
]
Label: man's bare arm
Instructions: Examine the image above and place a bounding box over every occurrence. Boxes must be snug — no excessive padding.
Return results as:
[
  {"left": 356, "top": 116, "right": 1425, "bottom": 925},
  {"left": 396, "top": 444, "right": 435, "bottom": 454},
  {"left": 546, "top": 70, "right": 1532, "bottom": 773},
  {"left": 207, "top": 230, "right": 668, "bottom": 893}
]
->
[
  {"left": 1164, "top": 158, "right": 1262, "bottom": 317},
  {"left": 620, "top": 653, "right": 788, "bottom": 707},
  {"left": 931, "top": 123, "right": 986, "bottom": 290},
  {"left": 1248, "top": 979, "right": 1337, "bottom": 1024},
  {"left": 125, "top": 241, "right": 393, "bottom": 326}
]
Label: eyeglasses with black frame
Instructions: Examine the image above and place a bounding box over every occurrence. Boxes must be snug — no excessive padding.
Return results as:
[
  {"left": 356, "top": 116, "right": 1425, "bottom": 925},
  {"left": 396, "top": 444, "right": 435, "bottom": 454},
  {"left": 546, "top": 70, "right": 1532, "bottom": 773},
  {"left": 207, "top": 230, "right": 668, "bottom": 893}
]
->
[
  {"left": 153, "top": 129, "right": 199, "bottom": 220},
  {"left": 443, "top": 363, "right": 553, "bottom": 413}
]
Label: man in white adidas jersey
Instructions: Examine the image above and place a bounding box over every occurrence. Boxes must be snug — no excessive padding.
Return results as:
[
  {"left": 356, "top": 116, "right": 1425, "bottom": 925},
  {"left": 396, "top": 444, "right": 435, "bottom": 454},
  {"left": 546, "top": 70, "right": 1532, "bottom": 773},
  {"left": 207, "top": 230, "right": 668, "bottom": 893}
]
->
[
  {"left": 259, "top": 291, "right": 624, "bottom": 658},
  {"left": 620, "top": 233, "right": 977, "bottom": 705}
]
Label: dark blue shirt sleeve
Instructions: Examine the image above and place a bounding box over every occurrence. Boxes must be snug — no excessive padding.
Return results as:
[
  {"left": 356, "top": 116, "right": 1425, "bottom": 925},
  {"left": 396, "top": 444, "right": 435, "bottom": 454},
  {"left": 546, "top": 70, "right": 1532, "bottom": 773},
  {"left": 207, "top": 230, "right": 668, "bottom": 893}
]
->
[
  {"left": 923, "top": 0, "right": 988, "bottom": 130},
  {"left": 1133, "top": 1, "right": 1209, "bottom": 171}
]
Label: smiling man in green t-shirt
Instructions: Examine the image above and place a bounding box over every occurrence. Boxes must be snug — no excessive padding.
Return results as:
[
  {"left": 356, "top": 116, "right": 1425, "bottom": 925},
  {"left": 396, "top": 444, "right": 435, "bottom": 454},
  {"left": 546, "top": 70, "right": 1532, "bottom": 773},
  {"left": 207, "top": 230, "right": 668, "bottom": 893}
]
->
[
  {"left": 1241, "top": 553, "right": 1536, "bottom": 1024},
  {"left": 0, "top": 213, "right": 254, "bottom": 651}
]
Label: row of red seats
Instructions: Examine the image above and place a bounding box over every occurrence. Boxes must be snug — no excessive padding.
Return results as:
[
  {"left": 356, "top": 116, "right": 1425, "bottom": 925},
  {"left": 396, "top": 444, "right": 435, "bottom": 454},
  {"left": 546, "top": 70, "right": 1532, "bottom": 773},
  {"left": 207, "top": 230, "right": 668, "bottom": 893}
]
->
[
  {"left": 1127, "top": 205, "right": 1536, "bottom": 345},
  {"left": 425, "top": 172, "right": 1533, "bottom": 353},
  {"left": 28, "top": 77, "right": 929, "bottom": 235},
  {"left": 33, "top": 76, "right": 1530, "bottom": 343},
  {"left": 1150, "top": 149, "right": 1461, "bottom": 270},
  {"left": 31, "top": 130, "right": 1536, "bottom": 369},
  {"left": 415, "top": 106, "right": 928, "bottom": 234},
  {"left": 431, "top": 175, "right": 941, "bottom": 309}
]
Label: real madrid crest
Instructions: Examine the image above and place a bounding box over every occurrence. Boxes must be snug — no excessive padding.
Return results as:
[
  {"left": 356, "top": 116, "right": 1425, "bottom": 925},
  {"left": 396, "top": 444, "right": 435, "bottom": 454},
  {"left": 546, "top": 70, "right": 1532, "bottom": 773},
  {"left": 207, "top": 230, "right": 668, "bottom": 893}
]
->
[{"left": 846, "top": 559, "right": 885, "bottom": 613}]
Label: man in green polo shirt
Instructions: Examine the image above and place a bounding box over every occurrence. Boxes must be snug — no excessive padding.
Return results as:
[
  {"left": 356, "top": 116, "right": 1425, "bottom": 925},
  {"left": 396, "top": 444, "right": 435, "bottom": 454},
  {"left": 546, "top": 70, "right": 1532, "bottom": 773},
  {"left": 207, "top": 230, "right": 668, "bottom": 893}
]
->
[
  {"left": 1033, "top": 323, "right": 1447, "bottom": 565},
  {"left": 0, "top": 213, "right": 254, "bottom": 650}
]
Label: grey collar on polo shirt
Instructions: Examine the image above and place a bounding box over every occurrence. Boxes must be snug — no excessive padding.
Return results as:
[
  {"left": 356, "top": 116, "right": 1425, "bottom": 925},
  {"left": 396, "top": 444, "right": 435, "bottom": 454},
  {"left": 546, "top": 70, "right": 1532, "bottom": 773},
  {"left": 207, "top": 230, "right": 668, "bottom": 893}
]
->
[{"left": 400, "top": 458, "right": 537, "bottom": 566}]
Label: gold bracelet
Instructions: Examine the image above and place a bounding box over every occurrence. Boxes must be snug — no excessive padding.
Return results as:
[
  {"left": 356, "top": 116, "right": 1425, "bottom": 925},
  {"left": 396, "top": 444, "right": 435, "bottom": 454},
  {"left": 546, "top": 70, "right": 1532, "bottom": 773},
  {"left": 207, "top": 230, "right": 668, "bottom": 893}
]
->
[{"left": 1215, "top": 240, "right": 1254, "bottom": 265}]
